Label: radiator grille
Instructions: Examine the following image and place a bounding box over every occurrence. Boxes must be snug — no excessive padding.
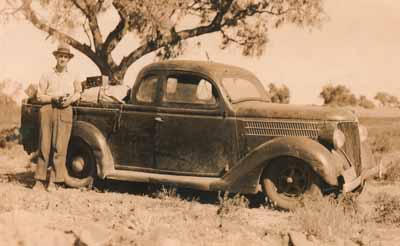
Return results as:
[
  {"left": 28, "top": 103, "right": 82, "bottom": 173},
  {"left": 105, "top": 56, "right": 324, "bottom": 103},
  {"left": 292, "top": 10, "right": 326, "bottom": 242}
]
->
[
  {"left": 244, "top": 120, "right": 320, "bottom": 139},
  {"left": 338, "top": 122, "right": 362, "bottom": 175}
]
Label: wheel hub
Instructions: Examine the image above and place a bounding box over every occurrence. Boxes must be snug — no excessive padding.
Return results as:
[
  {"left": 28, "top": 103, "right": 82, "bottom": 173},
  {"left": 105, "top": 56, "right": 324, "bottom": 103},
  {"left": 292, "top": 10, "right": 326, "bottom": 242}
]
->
[
  {"left": 71, "top": 156, "right": 85, "bottom": 173},
  {"left": 278, "top": 166, "right": 309, "bottom": 196}
]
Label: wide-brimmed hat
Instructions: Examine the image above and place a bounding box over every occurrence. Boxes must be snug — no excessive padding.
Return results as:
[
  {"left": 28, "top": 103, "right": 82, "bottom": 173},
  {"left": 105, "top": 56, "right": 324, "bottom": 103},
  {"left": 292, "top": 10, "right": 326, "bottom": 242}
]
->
[{"left": 53, "top": 43, "right": 74, "bottom": 58}]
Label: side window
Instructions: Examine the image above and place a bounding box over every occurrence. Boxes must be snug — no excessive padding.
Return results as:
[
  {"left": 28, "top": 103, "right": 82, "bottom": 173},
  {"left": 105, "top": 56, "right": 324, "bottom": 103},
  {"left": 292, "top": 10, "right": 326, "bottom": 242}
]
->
[
  {"left": 136, "top": 76, "right": 158, "bottom": 103},
  {"left": 162, "top": 74, "right": 217, "bottom": 106}
]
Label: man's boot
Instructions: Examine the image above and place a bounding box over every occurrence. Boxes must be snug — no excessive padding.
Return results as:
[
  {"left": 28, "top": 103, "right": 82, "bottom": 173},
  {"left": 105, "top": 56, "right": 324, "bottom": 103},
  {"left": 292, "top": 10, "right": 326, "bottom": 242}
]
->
[
  {"left": 47, "top": 168, "right": 58, "bottom": 192},
  {"left": 47, "top": 181, "right": 57, "bottom": 192},
  {"left": 32, "top": 180, "right": 46, "bottom": 191}
]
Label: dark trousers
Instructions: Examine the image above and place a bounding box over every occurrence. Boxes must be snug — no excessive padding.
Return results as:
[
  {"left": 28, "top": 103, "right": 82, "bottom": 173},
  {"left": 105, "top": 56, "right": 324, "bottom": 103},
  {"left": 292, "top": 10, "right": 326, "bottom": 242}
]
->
[{"left": 35, "top": 104, "right": 72, "bottom": 182}]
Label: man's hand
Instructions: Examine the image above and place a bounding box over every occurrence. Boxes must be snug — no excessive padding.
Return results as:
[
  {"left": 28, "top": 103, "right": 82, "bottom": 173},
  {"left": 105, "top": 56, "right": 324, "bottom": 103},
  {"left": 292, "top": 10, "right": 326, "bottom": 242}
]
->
[
  {"left": 60, "top": 95, "right": 73, "bottom": 108},
  {"left": 51, "top": 97, "right": 61, "bottom": 107}
]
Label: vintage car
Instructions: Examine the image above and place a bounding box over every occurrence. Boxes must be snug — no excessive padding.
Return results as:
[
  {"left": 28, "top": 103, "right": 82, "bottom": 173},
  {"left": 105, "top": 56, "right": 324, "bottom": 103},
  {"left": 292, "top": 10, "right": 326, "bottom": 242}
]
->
[{"left": 20, "top": 60, "right": 377, "bottom": 210}]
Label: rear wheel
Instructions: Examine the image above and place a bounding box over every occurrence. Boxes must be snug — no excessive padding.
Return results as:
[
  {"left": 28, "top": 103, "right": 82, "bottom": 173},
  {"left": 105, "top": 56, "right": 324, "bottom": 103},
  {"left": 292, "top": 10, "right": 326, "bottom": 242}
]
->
[
  {"left": 262, "top": 157, "right": 322, "bottom": 210},
  {"left": 65, "top": 137, "right": 97, "bottom": 188}
]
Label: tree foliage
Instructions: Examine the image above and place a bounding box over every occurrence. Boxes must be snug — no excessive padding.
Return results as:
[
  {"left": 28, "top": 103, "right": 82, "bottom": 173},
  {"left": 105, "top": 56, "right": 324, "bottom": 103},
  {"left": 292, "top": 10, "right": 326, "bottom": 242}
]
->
[
  {"left": 374, "top": 92, "right": 399, "bottom": 107},
  {"left": 1, "top": 0, "right": 324, "bottom": 84},
  {"left": 320, "top": 84, "right": 357, "bottom": 106},
  {"left": 358, "top": 95, "right": 375, "bottom": 109},
  {"left": 320, "top": 84, "right": 377, "bottom": 109},
  {"left": 269, "top": 83, "right": 290, "bottom": 104}
]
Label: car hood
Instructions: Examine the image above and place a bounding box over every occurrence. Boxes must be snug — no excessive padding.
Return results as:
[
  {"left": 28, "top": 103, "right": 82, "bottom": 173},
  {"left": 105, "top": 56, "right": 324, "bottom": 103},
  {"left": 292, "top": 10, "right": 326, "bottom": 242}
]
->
[{"left": 232, "top": 101, "right": 357, "bottom": 121}]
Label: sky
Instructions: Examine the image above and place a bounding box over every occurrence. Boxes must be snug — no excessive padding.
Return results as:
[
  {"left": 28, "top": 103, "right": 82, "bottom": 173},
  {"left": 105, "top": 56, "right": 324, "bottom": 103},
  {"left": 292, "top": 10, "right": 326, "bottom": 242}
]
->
[{"left": 1, "top": 0, "right": 400, "bottom": 104}]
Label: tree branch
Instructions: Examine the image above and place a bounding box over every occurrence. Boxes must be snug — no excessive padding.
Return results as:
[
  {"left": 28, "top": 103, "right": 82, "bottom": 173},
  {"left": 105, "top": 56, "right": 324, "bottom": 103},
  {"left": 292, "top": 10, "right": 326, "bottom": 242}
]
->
[
  {"left": 220, "top": 28, "right": 246, "bottom": 46},
  {"left": 19, "top": 0, "right": 102, "bottom": 68},
  {"left": 118, "top": 0, "right": 234, "bottom": 71},
  {"left": 103, "top": 1, "right": 129, "bottom": 54},
  {"left": 82, "top": 21, "right": 93, "bottom": 48},
  {"left": 70, "top": 0, "right": 103, "bottom": 51},
  {"left": 95, "top": 0, "right": 105, "bottom": 12}
]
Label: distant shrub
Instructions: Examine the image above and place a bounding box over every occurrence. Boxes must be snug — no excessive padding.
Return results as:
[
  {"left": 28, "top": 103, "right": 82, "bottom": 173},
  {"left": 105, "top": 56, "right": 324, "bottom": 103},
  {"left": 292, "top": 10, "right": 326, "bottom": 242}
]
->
[
  {"left": 358, "top": 95, "right": 375, "bottom": 109},
  {"left": 320, "top": 84, "right": 358, "bottom": 106},
  {"left": 269, "top": 83, "right": 290, "bottom": 104},
  {"left": 374, "top": 92, "right": 399, "bottom": 107}
]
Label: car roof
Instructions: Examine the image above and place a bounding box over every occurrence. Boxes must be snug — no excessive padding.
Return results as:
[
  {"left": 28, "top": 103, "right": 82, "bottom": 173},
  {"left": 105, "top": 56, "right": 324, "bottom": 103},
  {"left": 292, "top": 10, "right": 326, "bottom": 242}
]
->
[{"left": 138, "top": 60, "right": 256, "bottom": 80}]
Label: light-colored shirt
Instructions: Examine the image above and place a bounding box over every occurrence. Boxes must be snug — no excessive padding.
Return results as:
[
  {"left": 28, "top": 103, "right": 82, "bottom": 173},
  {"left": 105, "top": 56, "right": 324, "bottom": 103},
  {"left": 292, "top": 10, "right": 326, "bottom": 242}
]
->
[{"left": 37, "top": 67, "right": 82, "bottom": 103}]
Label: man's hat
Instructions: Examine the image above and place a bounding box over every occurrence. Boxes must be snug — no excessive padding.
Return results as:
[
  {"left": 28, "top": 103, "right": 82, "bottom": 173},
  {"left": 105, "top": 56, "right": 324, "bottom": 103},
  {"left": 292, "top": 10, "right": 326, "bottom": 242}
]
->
[{"left": 53, "top": 43, "right": 74, "bottom": 58}]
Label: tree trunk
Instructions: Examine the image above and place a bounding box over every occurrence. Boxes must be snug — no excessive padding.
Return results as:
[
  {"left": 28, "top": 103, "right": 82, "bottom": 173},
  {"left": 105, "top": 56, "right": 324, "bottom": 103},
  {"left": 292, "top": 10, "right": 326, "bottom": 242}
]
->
[
  {"left": 109, "top": 68, "right": 127, "bottom": 85},
  {"left": 94, "top": 61, "right": 126, "bottom": 85}
]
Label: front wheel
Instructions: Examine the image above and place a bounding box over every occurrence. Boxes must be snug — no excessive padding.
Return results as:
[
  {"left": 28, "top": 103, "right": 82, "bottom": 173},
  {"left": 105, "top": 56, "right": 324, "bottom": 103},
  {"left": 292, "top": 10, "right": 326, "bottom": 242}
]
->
[
  {"left": 262, "top": 157, "right": 322, "bottom": 210},
  {"left": 65, "top": 137, "right": 97, "bottom": 188}
]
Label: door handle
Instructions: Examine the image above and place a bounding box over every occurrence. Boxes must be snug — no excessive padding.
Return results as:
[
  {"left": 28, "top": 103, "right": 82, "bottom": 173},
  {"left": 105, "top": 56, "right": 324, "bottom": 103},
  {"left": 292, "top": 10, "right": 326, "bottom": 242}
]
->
[{"left": 154, "top": 117, "right": 164, "bottom": 123}]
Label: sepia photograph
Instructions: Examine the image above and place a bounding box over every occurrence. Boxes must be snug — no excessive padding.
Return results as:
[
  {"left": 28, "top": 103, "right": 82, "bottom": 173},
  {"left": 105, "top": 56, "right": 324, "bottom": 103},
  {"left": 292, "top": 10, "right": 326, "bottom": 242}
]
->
[{"left": 0, "top": 0, "right": 399, "bottom": 245}]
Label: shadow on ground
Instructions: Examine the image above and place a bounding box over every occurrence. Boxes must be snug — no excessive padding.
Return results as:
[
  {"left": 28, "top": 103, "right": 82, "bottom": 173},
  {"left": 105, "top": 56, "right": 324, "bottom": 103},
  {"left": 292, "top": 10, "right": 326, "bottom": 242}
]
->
[
  {"left": 0, "top": 167, "right": 266, "bottom": 208},
  {"left": 0, "top": 171, "right": 35, "bottom": 187},
  {"left": 94, "top": 179, "right": 266, "bottom": 208}
]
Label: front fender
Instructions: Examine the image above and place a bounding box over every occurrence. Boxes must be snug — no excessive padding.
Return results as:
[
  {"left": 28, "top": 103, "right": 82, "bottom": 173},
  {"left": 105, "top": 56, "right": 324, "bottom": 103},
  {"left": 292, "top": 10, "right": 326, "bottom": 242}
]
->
[
  {"left": 217, "top": 137, "right": 340, "bottom": 193},
  {"left": 71, "top": 121, "right": 115, "bottom": 178}
]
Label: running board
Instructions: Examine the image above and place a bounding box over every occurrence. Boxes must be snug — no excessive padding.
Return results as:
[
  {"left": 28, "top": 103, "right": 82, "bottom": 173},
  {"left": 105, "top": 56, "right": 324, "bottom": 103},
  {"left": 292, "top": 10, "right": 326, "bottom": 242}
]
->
[{"left": 106, "top": 170, "right": 222, "bottom": 191}]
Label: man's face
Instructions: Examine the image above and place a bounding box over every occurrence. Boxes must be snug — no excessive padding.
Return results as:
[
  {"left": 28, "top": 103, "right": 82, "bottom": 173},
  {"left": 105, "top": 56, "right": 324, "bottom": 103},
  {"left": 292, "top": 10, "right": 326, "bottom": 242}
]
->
[{"left": 55, "top": 54, "right": 71, "bottom": 69}]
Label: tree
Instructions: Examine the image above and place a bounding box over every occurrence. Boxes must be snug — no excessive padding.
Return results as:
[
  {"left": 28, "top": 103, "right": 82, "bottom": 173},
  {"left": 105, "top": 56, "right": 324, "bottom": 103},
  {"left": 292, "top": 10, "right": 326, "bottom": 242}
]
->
[
  {"left": 1, "top": 0, "right": 324, "bottom": 84},
  {"left": 358, "top": 95, "right": 375, "bottom": 109},
  {"left": 269, "top": 83, "right": 290, "bottom": 104},
  {"left": 320, "top": 84, "right": 357, "bottom": 106},
  {"left": 374, "top": 92, "right": 399, "bottom": 107}
]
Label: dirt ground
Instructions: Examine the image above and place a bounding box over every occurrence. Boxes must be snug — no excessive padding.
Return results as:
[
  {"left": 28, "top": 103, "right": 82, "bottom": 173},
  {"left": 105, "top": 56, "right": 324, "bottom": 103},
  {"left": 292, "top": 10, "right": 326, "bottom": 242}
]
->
[{"left": 1, "top": 116, "right": 400, "bottom": 246}]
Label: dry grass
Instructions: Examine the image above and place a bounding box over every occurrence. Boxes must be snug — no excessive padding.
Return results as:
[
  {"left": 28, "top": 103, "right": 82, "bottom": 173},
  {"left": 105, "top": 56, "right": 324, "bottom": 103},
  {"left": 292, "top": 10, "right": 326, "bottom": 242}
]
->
[
  {"left": 360, "top": 117, "right": 400, "bottom": 154},
  {"left": 0, "top": 110, "right": 400, "bottom": 245},
  {"left": 293, "top": 194, "right": 363, "bottom": 243},
  {"left": 379, "top": 158, "right": 400, "bottom": 182},
  {"left": 372, "top": 192, "right": 400, "bottom": 227},
  {"left": 0, "top": 146, "right": 293, "bottom": 246},
  {"left": 360, "top": 117, "right": 400, "bottom": 182},
  {"left": 217, "top": 192, "right": 249, "bottom": 217},
  {"left": 368, "top": 130, "right": 394, "bottom": 155}
]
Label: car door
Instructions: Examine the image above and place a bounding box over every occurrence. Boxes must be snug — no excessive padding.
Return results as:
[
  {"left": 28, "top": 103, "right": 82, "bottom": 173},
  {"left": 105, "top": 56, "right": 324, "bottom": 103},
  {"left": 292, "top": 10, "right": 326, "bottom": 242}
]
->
[
  {"left": 155, "top": 72, "right": 236, "bottom": 177},
  {"left": 109, "top": 74, "right": 161, "bottom": 170}
]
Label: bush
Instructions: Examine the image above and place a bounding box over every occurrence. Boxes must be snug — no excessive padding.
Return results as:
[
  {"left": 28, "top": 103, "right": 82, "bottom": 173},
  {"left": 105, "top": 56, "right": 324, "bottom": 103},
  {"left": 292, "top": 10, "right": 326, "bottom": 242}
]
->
[
  {"left": 374, "top": 92, "right": 399, "bottom": 107},
  {"left": 358, "top": 95, "right": 375, "bottom": 109},
  {"left": 320, "top": 84, "right": 358, "bottom": 106},
  {"left": 269, "top": 83, "right": 290, "bottom": 104}
]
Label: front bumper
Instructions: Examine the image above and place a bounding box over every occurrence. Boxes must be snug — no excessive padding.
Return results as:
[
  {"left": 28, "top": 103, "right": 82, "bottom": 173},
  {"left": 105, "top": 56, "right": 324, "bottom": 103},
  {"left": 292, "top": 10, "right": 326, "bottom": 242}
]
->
[
  {"left": 342, "top": 165, "right": 379, "bottom": 192},
  {"left": 341, "top": 141, "right": 378, "bottom": 192}
]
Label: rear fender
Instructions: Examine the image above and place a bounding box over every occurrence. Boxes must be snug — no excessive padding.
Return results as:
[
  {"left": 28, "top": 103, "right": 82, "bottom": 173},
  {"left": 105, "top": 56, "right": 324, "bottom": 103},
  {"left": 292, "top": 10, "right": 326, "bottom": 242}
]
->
[
  {"left": 71, "top": 121, "right": 115, "bottom": 178},
  {"left": 218, "top": 137, "right": 340, "bottom": 193}
]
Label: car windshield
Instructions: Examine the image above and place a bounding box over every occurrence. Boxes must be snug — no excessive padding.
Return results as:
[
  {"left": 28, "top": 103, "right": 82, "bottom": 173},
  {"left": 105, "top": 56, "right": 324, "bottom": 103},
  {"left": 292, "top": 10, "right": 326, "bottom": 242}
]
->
[{"left": 221, "top": 76, "right": 268, "bottom": 103}]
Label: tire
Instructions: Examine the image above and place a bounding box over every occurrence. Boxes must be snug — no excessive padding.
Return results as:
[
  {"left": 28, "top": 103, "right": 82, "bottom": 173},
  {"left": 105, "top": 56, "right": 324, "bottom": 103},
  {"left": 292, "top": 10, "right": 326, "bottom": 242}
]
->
[
  {"left": 262, "top": 157, "right": 322, "bottom": 210},
  {"left": 65, "top": 137, "right": 97, "bottom": 188}
]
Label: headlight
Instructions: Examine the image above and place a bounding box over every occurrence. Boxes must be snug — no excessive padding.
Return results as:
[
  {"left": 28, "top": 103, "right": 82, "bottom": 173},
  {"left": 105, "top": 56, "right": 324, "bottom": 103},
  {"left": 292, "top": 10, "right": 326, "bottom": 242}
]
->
[
  {"left": 333, "top": 128, "right": 345, "bottom": 149},
  {"left": 358, "top": 124, "right": 368, "bottom": 142}
]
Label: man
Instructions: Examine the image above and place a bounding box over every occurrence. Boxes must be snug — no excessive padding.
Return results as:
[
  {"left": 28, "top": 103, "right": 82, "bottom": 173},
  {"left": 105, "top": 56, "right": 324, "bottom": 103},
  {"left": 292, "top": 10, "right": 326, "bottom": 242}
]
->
[{"left": 32, "top": 43, "right": 82, "bottom": 191}]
